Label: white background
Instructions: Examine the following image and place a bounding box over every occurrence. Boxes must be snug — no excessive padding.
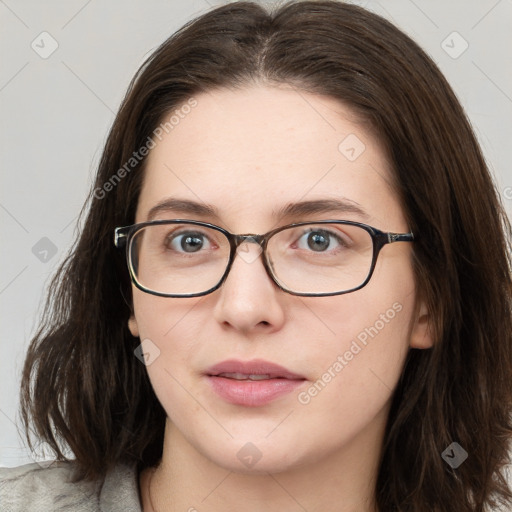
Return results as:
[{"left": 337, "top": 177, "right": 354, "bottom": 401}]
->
[{"left": 1, "top": 0, "right": 511, "bottom": 473}]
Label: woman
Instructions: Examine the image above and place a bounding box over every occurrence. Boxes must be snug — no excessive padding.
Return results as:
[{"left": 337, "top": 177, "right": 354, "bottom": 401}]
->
[{"left": 1, "top": 1, "right": 511, "bottom": 511}]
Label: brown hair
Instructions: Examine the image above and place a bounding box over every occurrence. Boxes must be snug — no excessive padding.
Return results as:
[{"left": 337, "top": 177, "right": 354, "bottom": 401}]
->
[{"left": 20, "top": 1, "right": 512, "bottom": 510}]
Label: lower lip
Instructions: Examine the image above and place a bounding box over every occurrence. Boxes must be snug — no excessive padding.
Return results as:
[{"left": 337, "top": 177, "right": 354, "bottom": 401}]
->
[{"left": 207, "top": 376, "right": 305, "bottom": 407}]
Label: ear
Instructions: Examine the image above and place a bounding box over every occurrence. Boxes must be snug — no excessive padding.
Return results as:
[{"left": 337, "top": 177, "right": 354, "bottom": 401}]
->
[
  {"left": 128, "top": 314, "right": 140, "bottom": 338},
  {"left": 409, "top": 298, "right": 434, "bottom": 349}
]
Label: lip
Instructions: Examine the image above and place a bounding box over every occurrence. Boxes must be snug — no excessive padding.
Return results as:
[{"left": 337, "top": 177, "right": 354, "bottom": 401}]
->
[{"left": 205, "top": 359, "right": 307, "bottom": 407}]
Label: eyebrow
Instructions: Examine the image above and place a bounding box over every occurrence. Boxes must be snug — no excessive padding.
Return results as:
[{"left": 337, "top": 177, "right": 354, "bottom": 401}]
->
[
  {"left": 274, "top": 198, "right": 370, "bottom": 222},
  {"left": 147, "top": 198, "right": 218, "bottom": 222},
  {"left": 145, "top": 197, "right": 370, "bottom": 223}
]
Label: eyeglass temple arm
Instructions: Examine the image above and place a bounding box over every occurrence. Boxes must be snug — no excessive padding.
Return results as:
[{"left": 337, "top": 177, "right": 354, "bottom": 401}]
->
[
  {"left": 387, "top": 232, "right": 414, "bottom": 243},
  {"left": 114, "top": 227, "right": 129, "bottom": 249}
]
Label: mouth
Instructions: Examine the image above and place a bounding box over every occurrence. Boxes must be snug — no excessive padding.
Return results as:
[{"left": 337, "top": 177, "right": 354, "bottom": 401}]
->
[
  {"left": 206, "top": 358, "right": 306, "bottom": 380},
  {"left": 213, "top": 372, "right": 287, "bottom": 381},
  {"left": 205, "top": 359, "right": 307, "bottom": 407}
]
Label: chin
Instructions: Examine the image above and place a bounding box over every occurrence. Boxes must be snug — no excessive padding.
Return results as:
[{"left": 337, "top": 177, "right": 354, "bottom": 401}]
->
[{"left": 199, "top": 435, "right": 311, "bottom": 475}]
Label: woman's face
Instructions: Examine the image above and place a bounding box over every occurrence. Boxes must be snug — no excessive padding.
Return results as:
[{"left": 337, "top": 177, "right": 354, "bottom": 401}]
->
[{"left": 128, "top": 84, "right": 431, "bottom": 474}]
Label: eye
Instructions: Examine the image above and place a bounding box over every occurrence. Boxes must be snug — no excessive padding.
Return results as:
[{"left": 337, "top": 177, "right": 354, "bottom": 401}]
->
[
  {"left": 166, "top": 230, "right": 214, "bottom": 253},
  {"left": 295, "top": 228, "right": 347, "bottom": 252}
]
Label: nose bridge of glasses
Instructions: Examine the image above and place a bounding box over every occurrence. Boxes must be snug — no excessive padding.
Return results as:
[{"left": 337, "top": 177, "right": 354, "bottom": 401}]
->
[
  {"left": 233, "top": 234, "right": 265, "bottom": 247},
  {"left": 232, "top": 234, "right": 266, "bottom": 265}
]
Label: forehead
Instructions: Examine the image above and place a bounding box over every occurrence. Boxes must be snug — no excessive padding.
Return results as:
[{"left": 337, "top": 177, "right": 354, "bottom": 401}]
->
[{"left": 135, "top": 85, "right": 403, "bottom": 230}]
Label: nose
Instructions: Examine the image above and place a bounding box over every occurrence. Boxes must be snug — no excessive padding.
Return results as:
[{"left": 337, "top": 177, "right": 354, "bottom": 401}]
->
[{"left": 211, "top": 240, "right": 286, "bottom": 334}]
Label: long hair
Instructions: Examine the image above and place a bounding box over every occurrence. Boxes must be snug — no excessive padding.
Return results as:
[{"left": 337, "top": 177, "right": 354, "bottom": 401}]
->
[{"left": 20, "top": 2, "right": 512, "bottom": 510}]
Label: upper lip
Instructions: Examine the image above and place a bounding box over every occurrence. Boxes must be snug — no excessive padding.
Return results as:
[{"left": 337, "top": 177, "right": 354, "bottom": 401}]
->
[{"left": 206, "top": 359, "right": 306, "bottom": 380}]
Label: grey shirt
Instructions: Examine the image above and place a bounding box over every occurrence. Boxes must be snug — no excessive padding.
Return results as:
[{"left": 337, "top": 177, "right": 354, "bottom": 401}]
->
[{"left": 0, "top": 461, "right": 142, "bottom": 512}]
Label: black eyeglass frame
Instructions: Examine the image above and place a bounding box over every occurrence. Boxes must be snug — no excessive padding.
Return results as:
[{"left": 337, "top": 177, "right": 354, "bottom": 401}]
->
[{"left": 114, "top": 219, "right": 414, "bottom": 298}]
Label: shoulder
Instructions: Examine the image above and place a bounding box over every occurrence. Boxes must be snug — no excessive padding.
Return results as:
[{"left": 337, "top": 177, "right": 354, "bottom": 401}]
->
[{"left": 0, "top": 460, "right": 142, "bottom": 512}]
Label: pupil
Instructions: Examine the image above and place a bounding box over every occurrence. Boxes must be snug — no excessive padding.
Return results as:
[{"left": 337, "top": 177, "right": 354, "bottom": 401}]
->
[
  {"left": 182, "top": 234, "right": 203, "bottom": 252},
  {"left": 308, "top": 232, "right": 329, "bottom": 251}
]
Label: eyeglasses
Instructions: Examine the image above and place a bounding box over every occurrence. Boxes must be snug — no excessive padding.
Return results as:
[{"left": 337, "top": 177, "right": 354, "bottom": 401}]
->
[{"left": 114, "top": 219, "right": 414, "bottom": 298}]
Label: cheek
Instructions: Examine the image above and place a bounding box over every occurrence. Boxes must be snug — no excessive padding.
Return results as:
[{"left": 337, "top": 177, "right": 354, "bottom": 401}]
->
[
  {"left": 130, "top": 289, "right": 201, "bottom": 388},
  {"left": 299, "top": 296, "right": 412, "bottom": 397},
  {"left": 285, "top": 298, "right": 413, "bottom": 466},
  {"left": 131, "top": 288, "right": 200, "bottom": 342},
  {"left": 295, "top": 255, "right": 416, "bottom": 410},
  {"left": 131, "top": 315, "right": 194, "bottom": 433}
]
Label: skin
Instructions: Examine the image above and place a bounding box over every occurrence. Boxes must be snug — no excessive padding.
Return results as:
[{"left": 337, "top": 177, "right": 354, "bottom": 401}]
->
[{"left": 128, "top": 84, "right": 433, "bottom": 512}]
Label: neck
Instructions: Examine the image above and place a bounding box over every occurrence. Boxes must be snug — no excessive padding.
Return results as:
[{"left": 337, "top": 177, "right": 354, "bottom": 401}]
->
[{"left": 141, "top": 417, "right": 384, "bottom": 512}]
